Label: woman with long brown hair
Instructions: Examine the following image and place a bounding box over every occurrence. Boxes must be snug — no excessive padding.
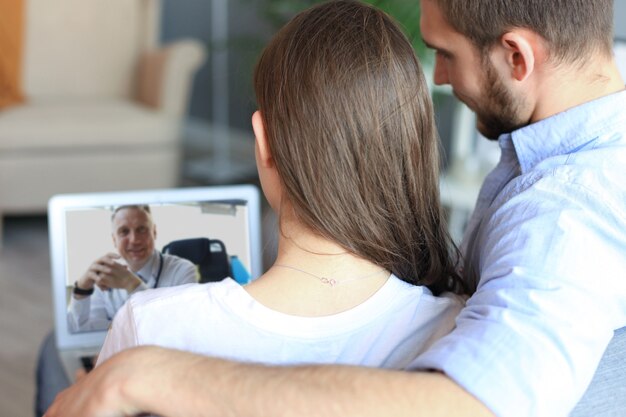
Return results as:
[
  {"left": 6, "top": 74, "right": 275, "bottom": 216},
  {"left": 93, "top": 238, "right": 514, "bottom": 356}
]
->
[{"left": 95, "top": 0, "right": 465, "bottom": 372}]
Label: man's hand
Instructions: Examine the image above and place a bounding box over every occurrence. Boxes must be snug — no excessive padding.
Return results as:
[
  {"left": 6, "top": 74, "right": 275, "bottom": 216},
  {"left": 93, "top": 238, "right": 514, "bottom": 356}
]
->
[
  {"left": 75, "top": 253, "right": 142, "bottom": 297},
  {"left": 44, "top": 346, "right": 494, "bottom": 417},
  {"left": 44, "top": 348, "right": 148, "bottom": 417}
]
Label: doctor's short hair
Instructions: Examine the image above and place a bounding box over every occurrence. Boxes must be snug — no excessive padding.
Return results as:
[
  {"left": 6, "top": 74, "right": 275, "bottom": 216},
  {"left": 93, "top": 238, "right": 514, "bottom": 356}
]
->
[
  {"left": 253, "top": 0, "right": 464, "bottom": 294},
  {"left": 432, "top": 0, "right": 614, "bottom": 64},
  {"left": 110, "top": 205, "right": 152, "bottom": 223}
]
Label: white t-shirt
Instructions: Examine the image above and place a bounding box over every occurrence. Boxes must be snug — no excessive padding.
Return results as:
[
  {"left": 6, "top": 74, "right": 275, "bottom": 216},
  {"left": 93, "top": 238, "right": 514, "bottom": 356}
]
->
[{"left": 97, "top": 275, "right": 463, "bottom": 369}]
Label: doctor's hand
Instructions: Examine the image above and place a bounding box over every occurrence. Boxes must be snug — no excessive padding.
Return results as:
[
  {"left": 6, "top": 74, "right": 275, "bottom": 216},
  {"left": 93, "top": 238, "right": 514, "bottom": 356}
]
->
[
  {"left": 94, "top": 258, "right": 142, "bottom": 293},
  {"left": 76, "top": 253, "right": 142, "bottom": 296}
]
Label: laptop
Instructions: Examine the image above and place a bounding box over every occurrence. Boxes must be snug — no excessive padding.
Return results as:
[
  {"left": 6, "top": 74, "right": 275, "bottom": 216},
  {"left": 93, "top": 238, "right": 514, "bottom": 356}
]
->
[{"left": 48, "top": 185, "right": 262, "bottom": 381}]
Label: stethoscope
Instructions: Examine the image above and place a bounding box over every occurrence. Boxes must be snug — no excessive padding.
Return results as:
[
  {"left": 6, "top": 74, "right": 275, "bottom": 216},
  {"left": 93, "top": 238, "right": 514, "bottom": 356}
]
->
[{"left": 153, "top": 252, "right": 164, "bottom": 288}]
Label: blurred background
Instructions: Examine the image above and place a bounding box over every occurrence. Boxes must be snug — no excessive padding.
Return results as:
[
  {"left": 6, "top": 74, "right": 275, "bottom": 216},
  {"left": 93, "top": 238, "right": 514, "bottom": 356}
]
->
[{"left": 0, "top": 1, "right": 625, "bottom": 416}]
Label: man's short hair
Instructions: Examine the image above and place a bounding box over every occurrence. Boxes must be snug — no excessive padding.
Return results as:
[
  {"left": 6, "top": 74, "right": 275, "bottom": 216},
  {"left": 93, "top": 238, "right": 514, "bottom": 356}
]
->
[
  {"left": 110, "top": 205, "right": 152, "bottom": 222},
  {"left": 433, "top": 0, "right": 614, "bottom": 63}
]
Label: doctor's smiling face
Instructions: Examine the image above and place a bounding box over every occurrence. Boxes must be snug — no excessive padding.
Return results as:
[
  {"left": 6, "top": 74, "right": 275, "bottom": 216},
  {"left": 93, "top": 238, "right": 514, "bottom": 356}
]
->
[
  {"left": 420, "top": 0, "right": 529, "bottom": 139},
  {"left": 111, "top": 206, "right": 157, "bottom": 272}
]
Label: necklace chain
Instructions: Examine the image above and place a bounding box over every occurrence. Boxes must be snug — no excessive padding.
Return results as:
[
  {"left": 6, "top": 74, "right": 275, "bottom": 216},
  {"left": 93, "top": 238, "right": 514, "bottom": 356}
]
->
[{"left": 273, "top": 264, "right": 387, "bottom": 287}]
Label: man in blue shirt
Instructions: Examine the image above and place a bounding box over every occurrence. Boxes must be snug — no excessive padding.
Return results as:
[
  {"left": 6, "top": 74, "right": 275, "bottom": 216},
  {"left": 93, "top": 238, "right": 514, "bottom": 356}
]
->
[
  {"left": 44, "top": 1, "right": 626, "bottom": 416},
  {"left": 413, "top": 1, "right": 626, "bottom": 415}
]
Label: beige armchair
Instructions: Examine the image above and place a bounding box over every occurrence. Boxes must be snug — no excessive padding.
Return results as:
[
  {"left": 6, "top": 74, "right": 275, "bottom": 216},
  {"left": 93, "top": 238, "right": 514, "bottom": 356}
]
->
[{"left": 0, "top": 0, "right": 206, "bottom": 238}]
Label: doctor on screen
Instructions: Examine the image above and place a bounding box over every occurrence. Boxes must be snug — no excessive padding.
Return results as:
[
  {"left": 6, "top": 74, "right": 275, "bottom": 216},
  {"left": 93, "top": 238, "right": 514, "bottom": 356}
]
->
[{"left": 67, "top": 205, "right": 197, "bottom": 332}]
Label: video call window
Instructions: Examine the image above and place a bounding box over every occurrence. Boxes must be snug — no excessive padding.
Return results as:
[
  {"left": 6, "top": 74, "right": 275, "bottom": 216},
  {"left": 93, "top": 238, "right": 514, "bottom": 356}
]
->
[{"left": 64, "top": 200, "right": 252, "bottom": 333}]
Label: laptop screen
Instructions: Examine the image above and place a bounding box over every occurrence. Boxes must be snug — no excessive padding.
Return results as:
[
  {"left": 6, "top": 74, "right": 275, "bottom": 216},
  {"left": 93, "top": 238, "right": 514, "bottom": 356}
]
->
[{"left": 49, "top": 185, "right": 261, "bottom": 350}]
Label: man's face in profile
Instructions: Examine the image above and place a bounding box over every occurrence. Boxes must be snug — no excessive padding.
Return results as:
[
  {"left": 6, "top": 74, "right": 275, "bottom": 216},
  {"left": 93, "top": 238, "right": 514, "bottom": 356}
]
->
[
  {"left": 111, "top": 208, "right": 157, "bottom": 271},
  {"left": 420, "top": 0, "right": 529, "bottom": 139}
]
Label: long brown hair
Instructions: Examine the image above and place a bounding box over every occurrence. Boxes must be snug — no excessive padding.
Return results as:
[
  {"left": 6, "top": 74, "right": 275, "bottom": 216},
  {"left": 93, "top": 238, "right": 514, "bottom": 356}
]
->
[{"left": 254, "top": 0, "right": 465, "bottom": 294}]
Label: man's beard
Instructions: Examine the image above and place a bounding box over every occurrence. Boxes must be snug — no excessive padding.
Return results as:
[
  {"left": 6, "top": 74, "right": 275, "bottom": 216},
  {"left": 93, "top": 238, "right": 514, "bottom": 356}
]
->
[{"left": 474, "top": 59, "right": 529, "bottom": 140}]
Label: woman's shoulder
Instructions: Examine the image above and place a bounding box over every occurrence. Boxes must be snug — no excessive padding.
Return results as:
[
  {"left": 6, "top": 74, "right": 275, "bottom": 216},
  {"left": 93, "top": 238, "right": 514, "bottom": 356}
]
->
[
  {"left": 129, "top": 278, "right": 240, "bottom": 311},
  {"left": 390, "top": 274, "right": 466, "bottom": 314}
]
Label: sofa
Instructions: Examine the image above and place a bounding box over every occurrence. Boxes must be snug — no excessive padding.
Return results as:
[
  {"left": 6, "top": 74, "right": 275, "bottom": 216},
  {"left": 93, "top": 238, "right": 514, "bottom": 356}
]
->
[{"left": 0, "top": 0, "right": 206, "bottom": 240}]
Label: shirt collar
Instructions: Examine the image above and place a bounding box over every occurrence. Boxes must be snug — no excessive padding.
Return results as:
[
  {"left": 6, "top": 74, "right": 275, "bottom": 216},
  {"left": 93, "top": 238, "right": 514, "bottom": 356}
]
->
[
  {"left": 135, "top": 249, "right": 159, "bottom": 283},
  {"left": 501, "top": 88, "right": 626, "bottom": 173}
]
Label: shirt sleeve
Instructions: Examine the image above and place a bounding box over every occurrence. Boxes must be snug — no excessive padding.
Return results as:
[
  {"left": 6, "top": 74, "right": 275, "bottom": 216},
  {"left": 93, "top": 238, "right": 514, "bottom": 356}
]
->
[
  {"left": 96, "top": 299, "right": 139, "bottom": 366},
  {"left": 66, "top": 288, "right": 112, "bottom": 332},
  {"left": 170, "top": 256, "right": 199, "bottom": 285},
  {"left": 411, "top": 179, "right": 626, "bottom": 417}
]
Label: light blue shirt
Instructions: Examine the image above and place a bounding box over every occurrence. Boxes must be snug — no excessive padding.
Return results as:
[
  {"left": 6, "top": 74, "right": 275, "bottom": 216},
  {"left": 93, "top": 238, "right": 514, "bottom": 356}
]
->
[{"left": 412, "top": 89, "right": 626, "bottom": 417}]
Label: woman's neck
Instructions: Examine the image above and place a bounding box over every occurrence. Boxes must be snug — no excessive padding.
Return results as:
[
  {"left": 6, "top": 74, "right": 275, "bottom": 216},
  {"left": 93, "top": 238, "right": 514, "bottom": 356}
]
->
[{"left": 244, "top": 218, "right": 390, "bottom": 317}]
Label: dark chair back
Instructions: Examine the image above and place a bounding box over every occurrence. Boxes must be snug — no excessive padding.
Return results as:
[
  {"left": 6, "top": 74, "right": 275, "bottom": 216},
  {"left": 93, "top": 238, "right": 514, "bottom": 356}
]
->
[{"left": 162, "top": 237, "right": 231, "bottom": 283}]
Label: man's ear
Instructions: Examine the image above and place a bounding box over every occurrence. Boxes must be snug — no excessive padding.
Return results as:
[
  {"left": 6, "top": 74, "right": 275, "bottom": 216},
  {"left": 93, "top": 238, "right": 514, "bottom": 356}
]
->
[
  {"left": 252, "top": 110, "right": 273, "bottom": 168},
  {"left": 499, "top": 30, "right": 541, "bottom": 82}
]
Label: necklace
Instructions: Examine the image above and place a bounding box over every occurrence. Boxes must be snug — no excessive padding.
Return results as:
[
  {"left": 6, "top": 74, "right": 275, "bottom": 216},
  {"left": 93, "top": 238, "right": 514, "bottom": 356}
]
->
[{"left": 273, "top": 264, "right": 387, "bottom": 287}]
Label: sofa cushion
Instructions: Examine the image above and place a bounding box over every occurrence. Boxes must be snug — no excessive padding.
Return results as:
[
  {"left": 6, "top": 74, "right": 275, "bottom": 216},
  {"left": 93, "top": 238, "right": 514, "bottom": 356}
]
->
[
  {"left": 23, "top": 0, "right": 149, "bottom": 99},
  {"left": 0, "top": 0, "right": 26, "bottom": 109},
  {"left": 0, "top": 99, "right": 180, "bottom": 152}
]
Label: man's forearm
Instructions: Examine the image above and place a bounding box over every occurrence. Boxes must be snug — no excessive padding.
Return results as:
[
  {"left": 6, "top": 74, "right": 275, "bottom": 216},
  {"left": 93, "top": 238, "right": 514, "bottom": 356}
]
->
[{"left": 118, "top": 347, "right": 493, "bottom": 417}]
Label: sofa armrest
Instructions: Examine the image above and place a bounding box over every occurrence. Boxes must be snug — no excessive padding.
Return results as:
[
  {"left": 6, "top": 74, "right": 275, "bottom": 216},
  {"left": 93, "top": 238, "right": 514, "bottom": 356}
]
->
[{"left": 136, "top": 39, "right": 207, "bottom": 118}]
